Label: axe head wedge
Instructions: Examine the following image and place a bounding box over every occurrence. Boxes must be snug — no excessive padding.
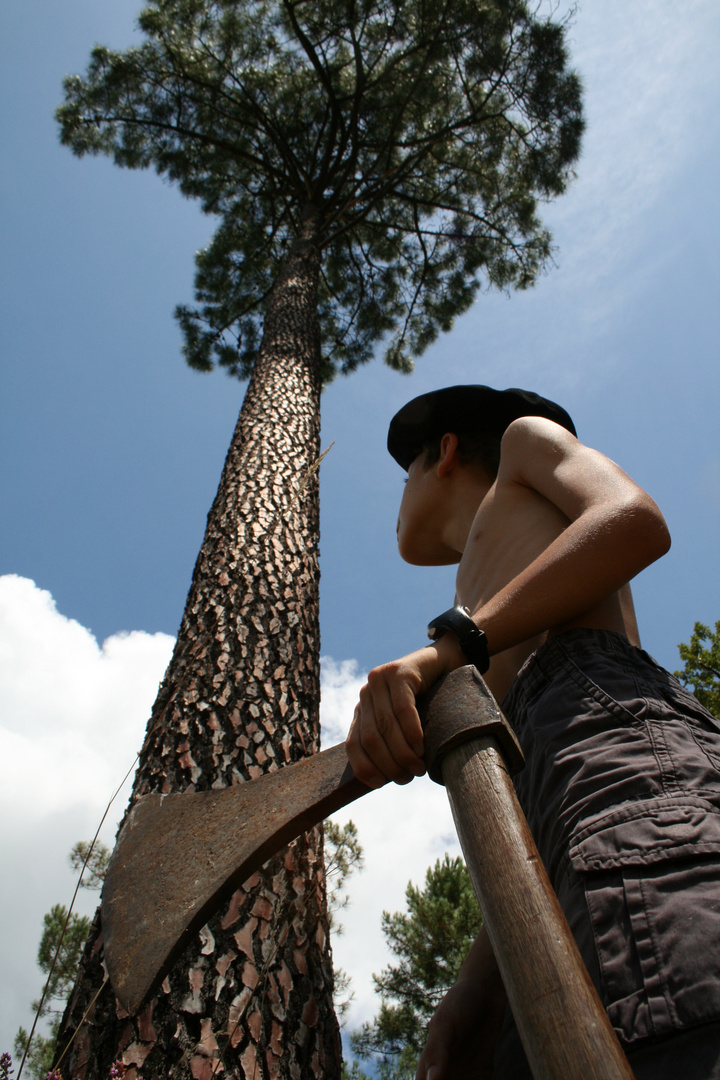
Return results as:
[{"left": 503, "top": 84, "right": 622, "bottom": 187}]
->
[{"left": 101, "top": 743, "right": 367, "bottom": 1015}]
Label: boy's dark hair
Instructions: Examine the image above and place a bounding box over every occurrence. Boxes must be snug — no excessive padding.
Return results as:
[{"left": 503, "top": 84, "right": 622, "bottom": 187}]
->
[
  {"left": 421, "top": 428, "right": 504, "bottom": 478},
  {"left": 388, "top": 385, "right": 576, "bottom": 479}
]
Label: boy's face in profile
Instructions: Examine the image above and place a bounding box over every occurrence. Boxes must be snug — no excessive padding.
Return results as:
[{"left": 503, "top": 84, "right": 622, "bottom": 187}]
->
[
  {"left": 396, "top": 448, "right": 461, "bottom": 567},
  {"left": 396, "top": 452, "right": 431, "bottom": 563}
]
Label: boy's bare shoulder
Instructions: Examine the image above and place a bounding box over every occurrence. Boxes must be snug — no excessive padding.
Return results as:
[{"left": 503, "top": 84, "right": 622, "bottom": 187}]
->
[
  {"left": 495, "top": 415, "right": 657, "bottom": 521},
  {"left": 497, "top": 414, "right": 592, "bottom": 482},
  {"left": 454, "top": 416, "right": 669, "bottom": 698}
]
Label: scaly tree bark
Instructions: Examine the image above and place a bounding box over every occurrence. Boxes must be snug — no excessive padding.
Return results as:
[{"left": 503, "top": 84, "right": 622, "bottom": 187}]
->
[
  {"left": 57, "top": 211, "right": 339, "bottom": 1077},
  {"left": 54, "top": 2, "right": 585, "bottom": 1075}
]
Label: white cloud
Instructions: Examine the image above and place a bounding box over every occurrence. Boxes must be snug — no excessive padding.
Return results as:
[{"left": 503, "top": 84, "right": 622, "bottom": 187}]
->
[
  {"left": 0, "top": 576, "right": 175, "bottom": 1051},
  {"left": 0, "top": 579, "right": 458, "bottom": 1056},
  {"left": 0, "top": 576, "right": 175, "bottom": 821},
  {"left": 319, "top": 656, "right": 365, "bottom": 746},
  {"left": 327, "top": 779, "right": 460, "bottom": 1030}
]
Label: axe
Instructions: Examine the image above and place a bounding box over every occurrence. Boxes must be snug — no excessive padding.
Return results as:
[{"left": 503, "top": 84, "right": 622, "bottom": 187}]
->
[{"left": 102, "top": 666, "right": 635, "bottom": 1080}]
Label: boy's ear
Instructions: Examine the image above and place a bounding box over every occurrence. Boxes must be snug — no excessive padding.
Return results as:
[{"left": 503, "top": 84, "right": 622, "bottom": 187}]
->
[{"left": 436, "top": 432, "right": 460, "bottom": 478}]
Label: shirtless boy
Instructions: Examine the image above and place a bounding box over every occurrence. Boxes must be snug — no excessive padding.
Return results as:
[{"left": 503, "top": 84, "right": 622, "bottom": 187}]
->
[{"left": 347, "top": 385, "right": 720, "bottom": 1079}]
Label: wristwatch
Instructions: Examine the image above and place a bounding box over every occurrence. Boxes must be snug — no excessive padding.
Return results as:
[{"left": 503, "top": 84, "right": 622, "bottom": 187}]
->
[{"left": 427, "top": 605, "right": 490, "bottom": 674}]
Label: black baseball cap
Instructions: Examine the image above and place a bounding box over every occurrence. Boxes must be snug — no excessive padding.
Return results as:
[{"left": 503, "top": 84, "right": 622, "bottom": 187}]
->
[{"left": 387, "top": 385, "right": 576, "bottom": 470}]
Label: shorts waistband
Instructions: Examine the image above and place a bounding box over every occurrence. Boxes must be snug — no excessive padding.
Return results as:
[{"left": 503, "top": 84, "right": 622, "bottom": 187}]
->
[{"left": 502, "top": 629, "right": 661, "bottom": 715}]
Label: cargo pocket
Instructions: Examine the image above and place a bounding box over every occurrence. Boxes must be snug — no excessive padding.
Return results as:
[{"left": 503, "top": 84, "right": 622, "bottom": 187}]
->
[{"left": 568, "top": 797, "right": 720, "bottom": 1045}]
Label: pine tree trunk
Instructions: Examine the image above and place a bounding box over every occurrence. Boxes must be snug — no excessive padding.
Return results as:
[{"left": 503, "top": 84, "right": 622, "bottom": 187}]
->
[{"left": 56, "top": 206, "right": 342, "bottom": 1079}]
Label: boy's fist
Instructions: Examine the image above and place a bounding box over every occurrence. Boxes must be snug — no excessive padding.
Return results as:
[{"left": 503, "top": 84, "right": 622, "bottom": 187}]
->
[{"left": 347, "top": 639, "right": 461, "bottom": 787}]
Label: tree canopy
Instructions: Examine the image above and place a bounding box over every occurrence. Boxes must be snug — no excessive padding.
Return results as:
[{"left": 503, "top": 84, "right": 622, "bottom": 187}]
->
[{"left": 57, "top": 0, "right": 583, "bottom": 383}]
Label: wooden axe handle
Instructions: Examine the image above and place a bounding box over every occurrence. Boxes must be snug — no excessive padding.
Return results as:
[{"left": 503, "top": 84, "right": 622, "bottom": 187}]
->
[{"left": 419, "top": 667, "right": 635, "bottom": 1080}]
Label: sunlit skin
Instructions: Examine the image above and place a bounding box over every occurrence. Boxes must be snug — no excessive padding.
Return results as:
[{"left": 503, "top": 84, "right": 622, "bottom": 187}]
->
[{"left": 346, "top": 416, "right": 670, "bottom": 1080}]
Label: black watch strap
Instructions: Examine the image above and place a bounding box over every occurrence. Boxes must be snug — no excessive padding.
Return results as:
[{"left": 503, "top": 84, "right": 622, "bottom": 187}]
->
[{"left": 427, "top": 605, "right": 490, "bottom": 674}]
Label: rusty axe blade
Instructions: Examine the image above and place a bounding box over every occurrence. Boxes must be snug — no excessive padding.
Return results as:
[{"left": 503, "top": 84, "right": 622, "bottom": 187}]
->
[{"left": 101, "top": 742, "right": 369, "bottom": 1015}]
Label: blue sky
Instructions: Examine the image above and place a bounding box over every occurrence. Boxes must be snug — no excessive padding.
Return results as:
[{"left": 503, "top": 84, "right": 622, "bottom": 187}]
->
[{"left": 1, "top": 0, "right": 718, "bottom": 1057}]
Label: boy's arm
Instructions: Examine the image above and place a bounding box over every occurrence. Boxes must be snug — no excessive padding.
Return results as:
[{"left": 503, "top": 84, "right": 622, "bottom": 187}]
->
[
  {"left": 462, "top": 416, "right": 670, "bottom": 654},
  {"left": 347, "top": 417, "right": 670, "bottom": 787}
]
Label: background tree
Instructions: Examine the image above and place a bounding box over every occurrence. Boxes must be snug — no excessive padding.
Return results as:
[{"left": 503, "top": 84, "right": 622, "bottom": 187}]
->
[
  {"left": 325, "top": 821, "right": 365, "bottom": 1024},
  {"left": 675, "top": 620, "right": 720, "bottom": 718},
  {"left": 13, "top": 844, "right": 110, "bottom": 1080},
  {"left": 350, "top": 855, "right": 482, "bottom": 1080},
  {"left": 67, "top": 843, "right": 111, "bottom": 893},
  {"left": 54, "top": 1, "right": 583, "bottom": 1075},
  {"left": 15, "top": 907, "right": 90, "bottom": 1080}
]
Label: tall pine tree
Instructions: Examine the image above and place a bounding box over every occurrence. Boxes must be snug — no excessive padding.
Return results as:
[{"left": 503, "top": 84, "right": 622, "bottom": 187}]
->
[{"left": 54, "top": 1, "right": 583, "bottom": 1076}]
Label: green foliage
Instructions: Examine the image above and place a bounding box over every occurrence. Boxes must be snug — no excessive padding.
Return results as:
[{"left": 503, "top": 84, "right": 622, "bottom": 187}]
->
[
  {"left": 325, "top": 819, "right": 365, "bottom": 934},
  {"left": 14, "top": 905, "right": 92, "bottom": 1079},
  {"left": 351, "top": 854, "right": 482, "bottom": 1079},
  {"left": 12, "top": 843, "right": 109, "bottom": 1080},
  {"left": 13, "top": 1027, "right": 56, "bottom": 1080},
  {"left": 325, "top": 819, "right": 365, "bottom": 1023},
  {"left": 341, "top": 1061, "right": 371, "bottom": 1080},
  {"left": 57, "top": 0, "right": 583, "bottom": 382},
  {"left": 675, "top": 620, "right": 720, "bottom": 719},
  {"left": 35, "top": 905, "right": 92, "bottom": 1012},
  {"left": 69, "top": 840, "right": 111, "bottom": 891}
]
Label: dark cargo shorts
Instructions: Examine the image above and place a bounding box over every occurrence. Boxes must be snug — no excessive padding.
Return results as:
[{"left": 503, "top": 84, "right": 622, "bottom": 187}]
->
[{"left": 493, "top": 630, "right": 720, "bottom": 1079}]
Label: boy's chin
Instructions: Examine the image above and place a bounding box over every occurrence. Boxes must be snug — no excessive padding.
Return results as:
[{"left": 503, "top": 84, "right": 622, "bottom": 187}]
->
[{"left": 399, "top": 544, "right": 462, "bottom": 567}]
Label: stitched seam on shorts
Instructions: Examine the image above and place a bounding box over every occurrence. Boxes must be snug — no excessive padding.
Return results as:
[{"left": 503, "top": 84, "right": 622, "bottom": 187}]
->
[
  {"left": 646, "top": 718, "right": 682, "bottom": 796},
  {"left": 574, "top": 840, "right": 720, "bottom": 871},
  {"left": 638, "top": 873, "right": 680, "bottom": 1029},
  {"left": 621, "top": 874, "right": 667, "bottom": 1038},
  {"left": 584, "top": 883, "right": 612, "bottom": 1007},
  {"left": 503, "top": 656, "right": 551, "bottom": 715},
  {"left": 687, "top": 725, "right": 720, "bottom": 779}
]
